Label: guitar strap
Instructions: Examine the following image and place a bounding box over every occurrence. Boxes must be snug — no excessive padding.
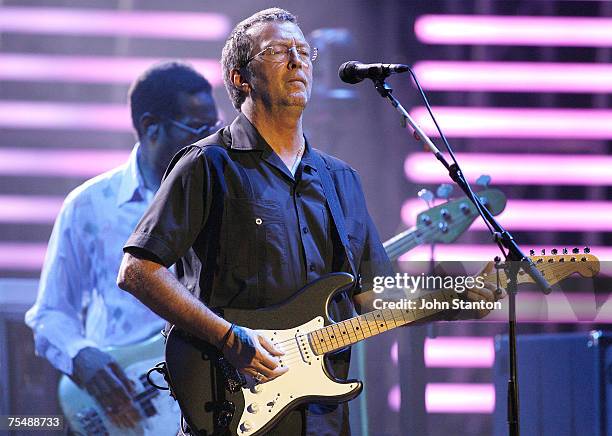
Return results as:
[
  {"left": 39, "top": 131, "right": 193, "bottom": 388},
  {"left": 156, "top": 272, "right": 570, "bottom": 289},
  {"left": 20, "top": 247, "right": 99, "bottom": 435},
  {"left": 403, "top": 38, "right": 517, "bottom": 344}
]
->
[{"left": 310, "top": 150, "right": 359, "bottom": 285}]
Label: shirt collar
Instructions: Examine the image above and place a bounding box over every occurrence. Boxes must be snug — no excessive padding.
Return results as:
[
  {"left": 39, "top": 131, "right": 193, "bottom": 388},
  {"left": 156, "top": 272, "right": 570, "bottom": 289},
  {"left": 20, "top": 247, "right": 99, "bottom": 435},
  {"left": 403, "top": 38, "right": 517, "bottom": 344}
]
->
[
  {"left": 116, "top": 143, "right": 151, "bottom": 207},
  {"left": 228, "top": 112, "right": 316, "bottom": 171},
  {"left": 228, "top": 112, "right": 268, "bottom": 151}
]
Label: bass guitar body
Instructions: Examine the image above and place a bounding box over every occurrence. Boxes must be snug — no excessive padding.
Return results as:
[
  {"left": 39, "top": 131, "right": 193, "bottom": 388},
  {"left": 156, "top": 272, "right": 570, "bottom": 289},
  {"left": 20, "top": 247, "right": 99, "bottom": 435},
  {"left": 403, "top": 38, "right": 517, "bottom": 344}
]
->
[
  {"left": 164, "top": 273, "right": 362, "bottom": 436},
  {"left": 59, "top": 335, "right": 181, "bottom": 435}
]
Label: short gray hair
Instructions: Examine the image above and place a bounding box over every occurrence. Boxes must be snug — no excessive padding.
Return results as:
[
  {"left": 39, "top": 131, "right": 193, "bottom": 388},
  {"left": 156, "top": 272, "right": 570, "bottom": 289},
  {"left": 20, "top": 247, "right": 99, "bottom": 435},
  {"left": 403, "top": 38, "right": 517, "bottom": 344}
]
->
[{"left": 221, "top": 8, "right": 297, "bottom": 111}]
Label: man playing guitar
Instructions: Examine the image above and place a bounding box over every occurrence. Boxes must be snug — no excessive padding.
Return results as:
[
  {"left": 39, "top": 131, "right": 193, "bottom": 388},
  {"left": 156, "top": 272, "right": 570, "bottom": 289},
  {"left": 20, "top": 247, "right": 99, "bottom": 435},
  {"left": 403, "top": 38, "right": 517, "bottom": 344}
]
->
[{"left": 118, "top": 8, "right": 499, "bottom": 435}]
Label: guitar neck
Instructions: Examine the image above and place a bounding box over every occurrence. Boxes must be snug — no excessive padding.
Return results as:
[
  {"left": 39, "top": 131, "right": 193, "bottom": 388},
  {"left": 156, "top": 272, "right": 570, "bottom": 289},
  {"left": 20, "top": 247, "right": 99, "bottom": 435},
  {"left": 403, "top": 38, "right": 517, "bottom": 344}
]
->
[
  {"left": 383, "top": 226, "right": 422, "bottom": 261},
  {"left": 308, "top": 289, "right": 456, "bottom": 355}
]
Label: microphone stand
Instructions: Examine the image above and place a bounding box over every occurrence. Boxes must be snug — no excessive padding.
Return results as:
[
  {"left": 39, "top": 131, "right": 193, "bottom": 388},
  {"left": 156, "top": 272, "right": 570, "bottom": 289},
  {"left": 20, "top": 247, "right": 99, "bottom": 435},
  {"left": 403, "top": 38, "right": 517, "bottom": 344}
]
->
[{"left": 370, "top": 77, "right": 552, "bottom": 436}]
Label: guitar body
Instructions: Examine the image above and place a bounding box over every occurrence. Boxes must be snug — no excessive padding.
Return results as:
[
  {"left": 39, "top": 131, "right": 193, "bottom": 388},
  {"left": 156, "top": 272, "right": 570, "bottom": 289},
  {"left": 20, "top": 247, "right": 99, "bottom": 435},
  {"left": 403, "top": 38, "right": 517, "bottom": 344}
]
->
[
  {"left": 165, "top": 273, "right": 362, "bottom": 436},
  {"left": 59, "top": 335, "right": 181, "bottom": 435}
]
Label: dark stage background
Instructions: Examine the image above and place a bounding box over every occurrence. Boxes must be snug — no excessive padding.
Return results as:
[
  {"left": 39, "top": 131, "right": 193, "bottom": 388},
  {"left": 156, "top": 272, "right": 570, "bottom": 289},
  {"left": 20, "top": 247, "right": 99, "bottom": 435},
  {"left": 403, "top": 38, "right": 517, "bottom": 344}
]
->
[{"left": 1, "top": 1, "right": 611, "bottom": 435}]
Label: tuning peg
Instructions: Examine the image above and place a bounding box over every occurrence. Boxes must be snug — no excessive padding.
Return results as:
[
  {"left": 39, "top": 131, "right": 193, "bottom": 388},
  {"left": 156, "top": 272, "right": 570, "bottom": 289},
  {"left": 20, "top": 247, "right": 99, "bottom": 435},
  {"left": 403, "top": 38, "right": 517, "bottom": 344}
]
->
[
  {"left": 563, "top": 248, "right": 568, "bottom": 254},
  {"left": 541, "top": 249, "right": 546, "bottom": 255},
  {"left": 475, "top": 175, "right": 491, "bottom": 188},
  {"left": 436, "top": 184, "right": 454, "bottom": 200},
  {"left": 420, "top": 214, "right": 432, "bottom": 226},
  {"left": 584, "top": 247, "right": 591, "bottom": 254},
  {"left": 529, "top": 249, "right": 535, "bottom": 256},
  {"left": 551, "top": 248, "right": 558, "bottom": 255},
  {"left": 572, "top": 247, "right": 579, "bottom": 254},
  {"left": 417, "top": 188, "right": 435, "bottom": 207}
]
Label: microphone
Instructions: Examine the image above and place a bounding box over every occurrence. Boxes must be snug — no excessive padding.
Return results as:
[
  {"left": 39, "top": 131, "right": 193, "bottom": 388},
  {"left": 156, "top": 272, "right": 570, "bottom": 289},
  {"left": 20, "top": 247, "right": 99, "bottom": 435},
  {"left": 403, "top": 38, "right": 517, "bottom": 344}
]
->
[{"left": 338, "top": 61, "right": 410, "bottom": 84}]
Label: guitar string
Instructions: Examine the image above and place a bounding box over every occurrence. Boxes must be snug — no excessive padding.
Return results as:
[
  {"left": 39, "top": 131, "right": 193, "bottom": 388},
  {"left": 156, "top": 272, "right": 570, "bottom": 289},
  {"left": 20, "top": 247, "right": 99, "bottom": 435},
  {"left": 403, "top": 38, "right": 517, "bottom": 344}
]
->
[
  {"left": 271, "top": 256, "right": 588, "bottom": 354},
  {"left": 246, "top": 243, "right": 596, "bottom": 364},
  {"left": 278, "top": 292, "right": 463, "bottom": 362},
  {"left": 260, "top": 259, "right": 595, "bottom": 365}
]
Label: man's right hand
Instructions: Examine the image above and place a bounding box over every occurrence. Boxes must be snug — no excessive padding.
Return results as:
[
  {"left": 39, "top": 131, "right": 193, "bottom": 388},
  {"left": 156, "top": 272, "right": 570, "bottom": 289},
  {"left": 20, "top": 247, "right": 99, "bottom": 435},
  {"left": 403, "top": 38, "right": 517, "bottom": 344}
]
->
[
  {"left": 71, "top": 347, "right": 142, "bottom": 429},
  {"left": 222, "top": 326, "right": 288, "bottom": 383}
]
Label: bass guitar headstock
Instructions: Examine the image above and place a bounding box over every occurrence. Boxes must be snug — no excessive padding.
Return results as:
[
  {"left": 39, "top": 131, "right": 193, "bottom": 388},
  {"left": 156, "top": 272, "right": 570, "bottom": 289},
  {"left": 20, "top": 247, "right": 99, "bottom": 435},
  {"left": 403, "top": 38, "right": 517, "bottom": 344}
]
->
[{"left": 414, "top": 188, "right": 507, "bottom": 244}]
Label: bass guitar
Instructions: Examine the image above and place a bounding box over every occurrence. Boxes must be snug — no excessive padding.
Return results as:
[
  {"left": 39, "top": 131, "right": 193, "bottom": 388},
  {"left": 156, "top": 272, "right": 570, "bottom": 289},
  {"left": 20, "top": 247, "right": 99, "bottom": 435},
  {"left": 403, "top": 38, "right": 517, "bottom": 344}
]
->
[{"left": 58, "top": 335, "right": 181, "bottom": 435}]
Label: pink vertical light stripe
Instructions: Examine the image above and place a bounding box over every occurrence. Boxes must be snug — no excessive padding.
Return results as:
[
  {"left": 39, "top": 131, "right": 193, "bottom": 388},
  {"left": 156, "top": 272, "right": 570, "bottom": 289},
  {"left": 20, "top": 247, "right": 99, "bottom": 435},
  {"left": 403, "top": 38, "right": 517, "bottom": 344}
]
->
[
  {"left": 402, "top": 198, "right": 612, "bottom": 231},
  {"left": 426, "top": 383, "right": 495, "bottom": 413},
  {"left": 0, "top": 7, "right": 230, "bottom": 40},
  {"left": 0, "top": 148, "right": 130, "bottom": 177},
  {"left": 0, "top": 101, "right": 130, "bottom": 131},
  {"left": 404, "top": 152, "right": 612, "bottom": 186},
  {"left": 0, "top": 196, "right": 64, "bottom": 224},
  {"left": 424, "top": 337, "right": 495, "bottom": 368},
  {"left": 0, "top": 243, "right": 48, "bottom": 269},
  {"left": 414, "top": 15, "right": 612, "bottom": 47},
  {"left": 411, "top": 61, "right": 612, "bottom": 93},
  {"left": 0, "top": 54, "right": 223, "bottom": 86},
  {"left": 410, "top": 107, "right": 612, "bottom": 139}
]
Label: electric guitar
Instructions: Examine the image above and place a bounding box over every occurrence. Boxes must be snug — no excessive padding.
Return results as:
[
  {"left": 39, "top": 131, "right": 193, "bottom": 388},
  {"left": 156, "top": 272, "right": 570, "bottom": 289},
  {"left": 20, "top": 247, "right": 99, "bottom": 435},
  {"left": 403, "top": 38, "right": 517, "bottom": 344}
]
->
[
  {"left": 58, "top": 335, "right": 181, "bottom": 435},
  {"left": 164, "top": 252, "right": 599, "bottom": 436}
]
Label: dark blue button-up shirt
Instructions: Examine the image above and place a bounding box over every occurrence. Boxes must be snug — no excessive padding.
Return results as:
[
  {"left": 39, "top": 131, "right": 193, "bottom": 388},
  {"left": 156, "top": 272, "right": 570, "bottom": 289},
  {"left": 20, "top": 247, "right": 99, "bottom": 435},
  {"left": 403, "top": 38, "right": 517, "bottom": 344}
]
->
[
  {"left": 125, "top": 113, "right": 391, "bottom": 309},
  {"left": 124, "top": 113, "right": 392, "bottom": 435}
]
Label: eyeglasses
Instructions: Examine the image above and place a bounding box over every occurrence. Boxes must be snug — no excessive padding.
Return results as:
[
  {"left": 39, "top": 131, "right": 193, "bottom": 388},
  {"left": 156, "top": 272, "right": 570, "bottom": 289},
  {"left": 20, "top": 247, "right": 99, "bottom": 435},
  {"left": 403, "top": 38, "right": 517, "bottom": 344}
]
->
[
  {"left": 166, "top": 118, "right": 222, "bottom": 138},
  {"left": 246, "top": 45, "right": 318, "bottom": 65}
]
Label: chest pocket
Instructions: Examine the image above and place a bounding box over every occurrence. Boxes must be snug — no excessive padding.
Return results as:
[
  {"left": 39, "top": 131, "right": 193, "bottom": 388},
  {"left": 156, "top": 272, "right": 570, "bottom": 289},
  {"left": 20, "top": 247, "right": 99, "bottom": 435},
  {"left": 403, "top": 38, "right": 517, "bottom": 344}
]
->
[{"left": 222, "top": 198, "right": 288, "bottom": 279}]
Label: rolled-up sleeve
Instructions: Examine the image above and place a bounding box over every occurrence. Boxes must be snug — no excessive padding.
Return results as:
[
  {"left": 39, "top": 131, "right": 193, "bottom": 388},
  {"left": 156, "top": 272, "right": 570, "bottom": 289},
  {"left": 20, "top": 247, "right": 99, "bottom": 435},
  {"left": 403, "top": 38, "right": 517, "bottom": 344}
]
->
[{"left": 124, "top": 146, "right": 211, "bottom": 267}]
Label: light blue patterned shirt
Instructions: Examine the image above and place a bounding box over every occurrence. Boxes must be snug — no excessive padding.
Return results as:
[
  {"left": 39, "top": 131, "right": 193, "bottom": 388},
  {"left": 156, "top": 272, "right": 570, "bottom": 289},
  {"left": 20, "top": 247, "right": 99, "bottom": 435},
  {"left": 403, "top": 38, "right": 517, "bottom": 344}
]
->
[{"left": 25, "top": 144, "right": 165, "bottom": 375}]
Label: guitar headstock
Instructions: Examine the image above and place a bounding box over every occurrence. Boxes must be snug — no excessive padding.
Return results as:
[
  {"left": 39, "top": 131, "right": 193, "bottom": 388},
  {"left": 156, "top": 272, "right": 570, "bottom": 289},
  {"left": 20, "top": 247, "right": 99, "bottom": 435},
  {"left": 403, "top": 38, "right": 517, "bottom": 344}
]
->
[
  {"left": 483, "top": 248, "right": 600, "bottom": 287},
  {"left": 523, "top": 248, "right": 600, "bottom": 285},
  {"left": 414, "top": 188, "right": 507, "bottom": 244}
]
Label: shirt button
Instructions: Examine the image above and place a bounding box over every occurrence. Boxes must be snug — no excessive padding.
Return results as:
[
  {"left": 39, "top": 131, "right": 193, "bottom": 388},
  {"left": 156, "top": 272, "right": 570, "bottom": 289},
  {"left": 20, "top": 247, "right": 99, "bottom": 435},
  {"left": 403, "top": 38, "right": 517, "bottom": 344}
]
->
[
  {"left": 309, "top": 264, "right": 316, "bottom": 272},
  {"left": 302, "top": 227, "right": 309, "bottom": 234},
  {"left": 255, "top": 218, "right": 263, "bottom": 225}
]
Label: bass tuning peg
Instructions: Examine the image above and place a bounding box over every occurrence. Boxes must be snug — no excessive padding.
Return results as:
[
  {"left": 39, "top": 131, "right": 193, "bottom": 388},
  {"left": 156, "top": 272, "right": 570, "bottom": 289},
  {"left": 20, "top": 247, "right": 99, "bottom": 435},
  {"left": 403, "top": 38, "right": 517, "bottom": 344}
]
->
[
  {"left": 417, "top": 188, "right": 434, "bottom": 208},
  {"left": 475, "top": 175, "right": 491, "bottom": 188},
  {"left": 436, "top": 184, "right": 454, "bottom": 200}
]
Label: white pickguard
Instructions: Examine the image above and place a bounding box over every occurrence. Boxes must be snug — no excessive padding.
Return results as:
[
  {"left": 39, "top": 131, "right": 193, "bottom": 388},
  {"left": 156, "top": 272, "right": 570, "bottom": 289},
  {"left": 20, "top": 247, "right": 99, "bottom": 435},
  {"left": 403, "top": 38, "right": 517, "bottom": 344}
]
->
[
  {"left": 235, "top": 317, "right": 361, "bottom": 435},
  {"left": 59, "top": 357, "right": 180, "bottom": 435}
]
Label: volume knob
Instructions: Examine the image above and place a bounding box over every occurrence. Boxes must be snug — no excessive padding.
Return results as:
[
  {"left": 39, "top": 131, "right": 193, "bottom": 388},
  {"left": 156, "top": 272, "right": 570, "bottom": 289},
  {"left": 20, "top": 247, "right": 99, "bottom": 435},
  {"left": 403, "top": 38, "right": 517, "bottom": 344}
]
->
[
  {"left": 250, "top": 385, "right": 262, "bottom": 394},
  {"left": 241, "top": 421, "right": 253, "bottom": 432},
  {"left": 248, "top": 403, "right": 259, "bottom": 414}
]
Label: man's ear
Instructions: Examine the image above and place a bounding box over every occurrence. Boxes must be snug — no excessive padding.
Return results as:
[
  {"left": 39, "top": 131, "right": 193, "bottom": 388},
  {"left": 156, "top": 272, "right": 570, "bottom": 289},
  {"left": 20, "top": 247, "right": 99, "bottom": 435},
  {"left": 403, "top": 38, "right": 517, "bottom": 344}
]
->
[
  {"left": 231, "top": 69, "right": 250, "bottom": 92},
  {"left": 139, "top": 112, "right": 160, "bottom": 140}
]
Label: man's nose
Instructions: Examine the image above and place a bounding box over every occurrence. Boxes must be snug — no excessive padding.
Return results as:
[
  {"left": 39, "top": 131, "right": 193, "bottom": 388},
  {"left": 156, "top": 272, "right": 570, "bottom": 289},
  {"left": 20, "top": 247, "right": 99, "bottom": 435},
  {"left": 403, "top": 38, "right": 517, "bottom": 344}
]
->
[{"left": 287, "top": 47, "right": 304, "bottom": 69}]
